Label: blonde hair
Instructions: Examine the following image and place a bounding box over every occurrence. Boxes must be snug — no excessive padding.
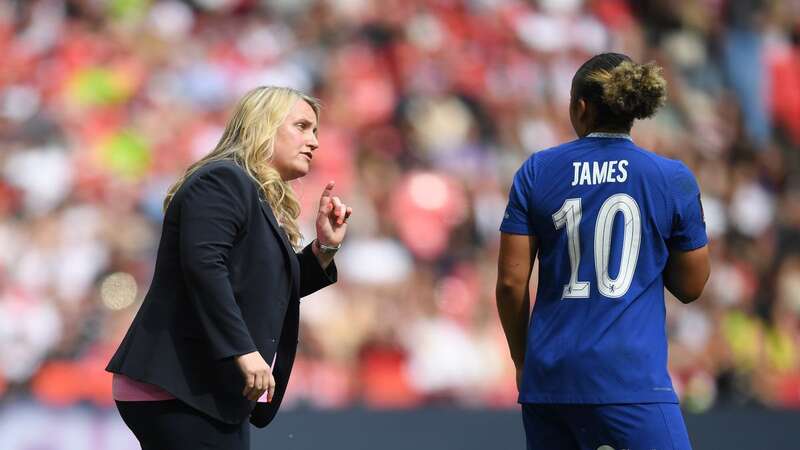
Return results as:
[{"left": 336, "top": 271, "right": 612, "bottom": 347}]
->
[
  {"left": 586, "top": 60, "right": 667, "bottom": 120},
  {"left": 572, "top": 53, "right": 667, "bottom": 130},
  {"left": 164, "top": 86, "right": 321, "bottom": 247}
]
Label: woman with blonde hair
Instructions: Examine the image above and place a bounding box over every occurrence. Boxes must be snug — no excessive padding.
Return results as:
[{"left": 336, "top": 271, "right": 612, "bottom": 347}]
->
[{"left": 107, "top": 86, "right": 351, "bottom": 450}]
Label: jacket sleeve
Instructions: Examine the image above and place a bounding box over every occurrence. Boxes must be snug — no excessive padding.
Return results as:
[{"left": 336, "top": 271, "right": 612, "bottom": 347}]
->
[
  {"left": 297, "top": 243, "right": 337, "bottom": 298},
  {"left": 178, "top": 165, "right": 258, "bottom": 360}
]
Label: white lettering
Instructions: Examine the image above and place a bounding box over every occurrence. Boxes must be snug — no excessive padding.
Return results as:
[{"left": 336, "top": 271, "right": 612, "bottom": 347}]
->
[
  {"left": 579, "top": 162, "right": 592, "bottom": 185},
  {"left": 617, "top": 160, "right": 628, "bottom": 182},
  {"left": 571, "top": 162, "right": 581, "bottom": 186},
  {"left": 607, "top": 161, "right": 618, "bottom": 183},
  {"left": 570, "top": 160, "right": 630, "bottom": 186},
  {"left": 592, "top": 161, "right": 608, "bottom": 184}
]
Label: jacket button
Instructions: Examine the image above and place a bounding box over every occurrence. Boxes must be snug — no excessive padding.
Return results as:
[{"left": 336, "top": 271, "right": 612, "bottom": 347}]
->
[{"left": 271, "top": 338, "right": 277, "bottom": 343}]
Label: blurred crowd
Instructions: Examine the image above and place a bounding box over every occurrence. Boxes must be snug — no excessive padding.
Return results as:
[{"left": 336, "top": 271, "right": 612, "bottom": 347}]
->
[{"left": 1, "top": 0, "right": 800, "bottom": 413}]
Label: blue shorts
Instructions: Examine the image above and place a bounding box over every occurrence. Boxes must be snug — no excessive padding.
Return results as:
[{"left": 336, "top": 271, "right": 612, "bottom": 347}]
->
[{"left": 521, "top": 403, "right": 692, "bottom": 450}]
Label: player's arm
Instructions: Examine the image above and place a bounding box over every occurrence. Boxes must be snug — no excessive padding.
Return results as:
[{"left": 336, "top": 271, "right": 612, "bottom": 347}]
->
[
  {"left": 496, "top": 232, "right": 537, "bottom": 372},
  {"left": 664, "top": 161, "right": 710, "bottom": 304},
  {"left": 663, "top": 245, "right": 710, "bottom": 304}
]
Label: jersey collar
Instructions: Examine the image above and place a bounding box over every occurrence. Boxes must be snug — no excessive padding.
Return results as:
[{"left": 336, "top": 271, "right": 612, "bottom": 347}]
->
[{"left": 586, "top": 132, "right": 632, "bottom": 141}]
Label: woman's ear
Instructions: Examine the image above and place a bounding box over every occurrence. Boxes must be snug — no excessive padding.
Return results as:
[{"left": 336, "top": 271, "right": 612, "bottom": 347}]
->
[
  {"left": 570, "top": 97, "right": 591, "bottom": 137},
  {"left": 576, "top": 98, "right": 588, "bottom": 122}
]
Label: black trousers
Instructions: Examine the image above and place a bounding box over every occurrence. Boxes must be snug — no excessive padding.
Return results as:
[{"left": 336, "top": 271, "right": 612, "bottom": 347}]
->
[{"left": 116, "top": 400, "right": 250, "bottom": 450}]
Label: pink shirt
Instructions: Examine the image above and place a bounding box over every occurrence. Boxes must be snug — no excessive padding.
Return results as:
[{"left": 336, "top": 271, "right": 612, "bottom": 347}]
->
[
  {"left": 112, "top": 373, "right": 175, "bottom": 401},
  {"left": 112, "top": 353, "right": 276, "bottom": 403}
]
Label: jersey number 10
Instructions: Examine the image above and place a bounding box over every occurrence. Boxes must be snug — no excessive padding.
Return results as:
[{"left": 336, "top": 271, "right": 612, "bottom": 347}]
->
[{"left": 552, "top": 194, "right": 642, "bottom": 299}]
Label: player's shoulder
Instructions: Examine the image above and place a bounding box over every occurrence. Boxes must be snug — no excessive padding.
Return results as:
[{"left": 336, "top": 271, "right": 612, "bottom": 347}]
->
[
  {"left": 512, "top": 141, "right": 573, "bottom": 183},
  {"left": 534, "top": 138, "right": 584, "bottom": 159},
  {"left": 629, "top": 146, "right": 703, "bottom": 206},
  {"left": 627, "top": 143, "right": 682, "bottom": 170},
  {"left": 523, "top": 138, "right": 584, "bottom": 171},
  {"left": 625, "top": 143, "right": 696, "bottom": 183}
]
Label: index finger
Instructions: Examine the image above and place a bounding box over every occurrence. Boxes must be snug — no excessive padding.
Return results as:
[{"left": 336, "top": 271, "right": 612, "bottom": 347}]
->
[
  {"left": 321, "top": 181, "right": 335, "bottom": 196},
  {"left": 319, "top": 181, "right": 335, "bottom": 206}
]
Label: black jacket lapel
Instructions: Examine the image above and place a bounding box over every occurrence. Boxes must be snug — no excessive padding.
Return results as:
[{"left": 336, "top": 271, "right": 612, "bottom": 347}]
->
[{"left": 258, "top": 199, "right": 301, "bottom": 299}]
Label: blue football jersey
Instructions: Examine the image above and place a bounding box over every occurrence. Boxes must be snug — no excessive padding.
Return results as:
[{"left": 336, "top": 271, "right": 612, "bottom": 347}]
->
[{"left": 500, "top": 135, "right": 707, "bottom": 404}]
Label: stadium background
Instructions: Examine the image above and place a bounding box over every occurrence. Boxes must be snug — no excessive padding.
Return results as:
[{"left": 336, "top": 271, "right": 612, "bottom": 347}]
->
[{"left": 1, "top": 0, "right": 800, "bottom": 448}]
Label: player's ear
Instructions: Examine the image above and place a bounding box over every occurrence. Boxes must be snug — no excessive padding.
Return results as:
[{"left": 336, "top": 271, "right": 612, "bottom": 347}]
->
[
  {"left": 569, "top": 96, "right": 588, "bottom": 137},
  {"left": 576, "top": 98, "right": 588, "bottom": 121},
  {"left": 578, "top": 98, "right": 599, "bottom": 133}
]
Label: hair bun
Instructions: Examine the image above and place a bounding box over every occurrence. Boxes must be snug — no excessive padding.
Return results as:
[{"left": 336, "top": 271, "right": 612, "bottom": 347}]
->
[{"left": 597, "top": 61, "right": 667, "bottom": 119}]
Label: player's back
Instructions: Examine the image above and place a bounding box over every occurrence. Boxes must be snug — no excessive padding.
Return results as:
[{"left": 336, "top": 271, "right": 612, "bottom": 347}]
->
[{"left": 501, "top": 134, "right": 707, "bottom": 405}]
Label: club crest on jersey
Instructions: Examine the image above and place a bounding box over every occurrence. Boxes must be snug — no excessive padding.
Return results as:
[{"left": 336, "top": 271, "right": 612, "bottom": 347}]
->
[{"left": 571, "top": 160, "right": 629, "bottom": 186}]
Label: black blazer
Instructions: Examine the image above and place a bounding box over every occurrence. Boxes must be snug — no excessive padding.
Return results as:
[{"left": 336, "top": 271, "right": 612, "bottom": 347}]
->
[{"left": 106, "top": 159, "right": 336, "bottom": 427}]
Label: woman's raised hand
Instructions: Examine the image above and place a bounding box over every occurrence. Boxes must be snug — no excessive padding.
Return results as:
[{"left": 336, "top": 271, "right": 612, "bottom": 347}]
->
[{"left": 315, "top": 181, "right": 352, "bottom": 247}]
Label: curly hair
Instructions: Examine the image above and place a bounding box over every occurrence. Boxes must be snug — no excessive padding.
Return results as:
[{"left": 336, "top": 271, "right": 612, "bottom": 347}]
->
[{"left": 572, "top": 53, "right": 667, "bottom": 130}]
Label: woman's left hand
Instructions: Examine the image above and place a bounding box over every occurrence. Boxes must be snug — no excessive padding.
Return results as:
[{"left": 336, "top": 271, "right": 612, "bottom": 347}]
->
[{"left": 316, "top": 181, "right": 352, "bottom": 247}]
